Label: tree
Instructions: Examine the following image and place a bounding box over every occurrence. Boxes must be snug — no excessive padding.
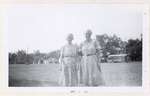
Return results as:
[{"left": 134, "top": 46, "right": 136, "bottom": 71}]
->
[
  {"left": 26, "top": 54, "right": 34, "bottom": 64},
  {"left": 32, "top": 50, "right": 45, "bottom": 64},
  {"left": 47, "top": 50, "right": 60, "bottom": 59},
  {"left": 96, "top": 34, "right": 127, "bottom": 62},
  {"left": 9, "top": 50, "right": 34, "bottom": 64},
  {"left": 126, "top": 39, "right": 142, "bottom": 61},
  {"left": 9, "top": 53, "right": 17, "bottom": 64},
  {"left": 16, "top": 50, "right": 28, "bottom": 64}
]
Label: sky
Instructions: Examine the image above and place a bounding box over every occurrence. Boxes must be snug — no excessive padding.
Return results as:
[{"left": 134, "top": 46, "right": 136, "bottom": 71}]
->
[{"left": 5, "top": 4, "right": 143, "bottom": 53}]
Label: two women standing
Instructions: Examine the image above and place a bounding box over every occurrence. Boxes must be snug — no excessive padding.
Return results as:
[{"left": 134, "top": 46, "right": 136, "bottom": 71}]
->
[{"left": 59, "top": 30, "right": 104, "bottom": 86}]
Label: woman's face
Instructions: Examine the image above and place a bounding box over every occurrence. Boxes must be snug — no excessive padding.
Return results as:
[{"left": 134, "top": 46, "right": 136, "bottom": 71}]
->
[
  {"left": 85, "top": 33, "right": 91, "bottom": 40},
  {"left": 67, "top": 34, "right": 74, "bottom": 43}
]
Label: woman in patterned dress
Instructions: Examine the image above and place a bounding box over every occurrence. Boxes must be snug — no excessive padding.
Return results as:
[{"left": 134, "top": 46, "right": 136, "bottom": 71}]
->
[
  {"left": 80, "top": 29, "right": 104, "bottom": 86},
  {"left": 59, "top": 33, "right": 79, "bottom": 86}
]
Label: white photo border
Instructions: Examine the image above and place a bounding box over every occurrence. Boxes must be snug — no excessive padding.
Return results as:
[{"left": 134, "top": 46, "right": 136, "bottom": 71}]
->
[{"left": 0, "top": 2, "right": 149, "bottom": 96}]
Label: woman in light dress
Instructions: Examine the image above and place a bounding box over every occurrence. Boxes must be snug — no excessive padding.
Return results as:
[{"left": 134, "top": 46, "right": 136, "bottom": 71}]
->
[
  {"left": 79, "top": 29, "right": 104, "bottom": 86},
  {"left": 59, "top": 33, "right": 79, "bottom": 86}
]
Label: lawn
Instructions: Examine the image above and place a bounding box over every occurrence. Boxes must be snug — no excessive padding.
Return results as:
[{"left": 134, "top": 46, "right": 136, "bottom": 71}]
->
[{"left": 9, "top": 62, "right": 142, "bottom": 87}]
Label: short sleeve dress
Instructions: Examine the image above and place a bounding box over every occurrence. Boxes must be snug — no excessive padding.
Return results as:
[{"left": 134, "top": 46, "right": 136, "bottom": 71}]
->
[
  {"left": 59, "top": 44, "right": 79, "bottom": 86},
  {"left": 80, "top": 39, "right": 105, "bottom": 86}
]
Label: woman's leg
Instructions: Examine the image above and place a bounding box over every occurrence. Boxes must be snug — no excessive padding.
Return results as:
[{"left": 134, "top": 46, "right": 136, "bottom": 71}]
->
[
  {"left": 64, "top": 66, "right": 70, "bottom": 86},
  {"left": 82, "top": 58, "right": 89, "bottom": 86},
  {"left": 70, "top": 64, "right": 78, "bottom": 86},
  {"left": 68, "top": 67, "right": 72, "bottom": 86},
  {"left": 87, "top": 57, "right": 93, "bottom": 86}
]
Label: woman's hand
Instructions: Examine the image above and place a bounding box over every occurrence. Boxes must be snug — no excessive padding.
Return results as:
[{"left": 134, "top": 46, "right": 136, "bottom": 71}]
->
[{"left": 59, "top": 59, "right": 64, "bottom": 71}]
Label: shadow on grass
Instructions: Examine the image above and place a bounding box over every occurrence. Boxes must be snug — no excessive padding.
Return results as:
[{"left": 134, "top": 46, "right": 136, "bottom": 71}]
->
[{"left": 9, "top": 79, "right": 59, "bottom": 87}]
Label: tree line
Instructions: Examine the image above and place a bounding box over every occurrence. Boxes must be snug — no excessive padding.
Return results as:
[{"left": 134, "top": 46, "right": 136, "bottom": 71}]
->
[
  {"left": 9, "top": 34, "right": 142, "bottom": 64},
  {"left": 9, "top": 50, "right": 60, "bottom": 64}
]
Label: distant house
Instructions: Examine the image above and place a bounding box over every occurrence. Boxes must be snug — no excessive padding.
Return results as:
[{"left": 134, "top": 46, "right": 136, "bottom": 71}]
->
[
  {"left": 33, "top": 57, "right": 59, "bottom": 64},
  {"left": 43, "top": 58, "right": 59, "bottom": 64},
  {"left": 32, "top": 50, "right": 60, "bottom": 64},
  {"left": 107, "top": 54, "right": 129, "bottom": 63},
  {"left": 33, "top": 58, "right": 44, "bottom": 64}
]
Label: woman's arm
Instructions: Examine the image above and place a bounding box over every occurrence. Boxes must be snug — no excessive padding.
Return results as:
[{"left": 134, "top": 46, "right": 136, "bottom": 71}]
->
[
  {"left": 94, "top": 41, "right": 102, "bottom": 72},
  {"left": 75, "top": 44, "right": 81, "bottom": 70},
  {"left": 94, "top": 41, "right": 102, "bottom": 57},
  {"left": 59, "top": 47, "right": 64, "bottom": 71},
  {"left": 78, "top": 43, "right": 83, "bottom": 56}
]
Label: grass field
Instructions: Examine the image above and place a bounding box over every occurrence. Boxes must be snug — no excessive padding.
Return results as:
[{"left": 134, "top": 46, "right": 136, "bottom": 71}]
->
[{"left": 9, "top": 62, "right": 142, "bottom": 87}]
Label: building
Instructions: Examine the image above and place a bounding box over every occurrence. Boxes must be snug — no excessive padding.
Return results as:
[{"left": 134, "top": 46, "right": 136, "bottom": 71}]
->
[{"left": 107, "top": 54, "right": 129, "bottom": 63}]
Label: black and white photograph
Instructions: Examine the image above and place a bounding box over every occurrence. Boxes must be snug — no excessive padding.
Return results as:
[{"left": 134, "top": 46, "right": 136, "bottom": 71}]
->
[{"left": 7, "top": 4, "right": 143, "bottom": 87}]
